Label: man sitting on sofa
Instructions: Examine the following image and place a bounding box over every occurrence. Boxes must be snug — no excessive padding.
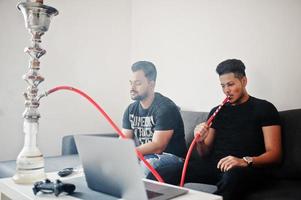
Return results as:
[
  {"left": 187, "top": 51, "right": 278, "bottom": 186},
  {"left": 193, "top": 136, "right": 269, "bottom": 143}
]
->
[
  {"left": 190, "top": 59, "right": 282, "bottom": 200},
  {"left": 122, "top": 61, "right": 187, "bottom": 182}
]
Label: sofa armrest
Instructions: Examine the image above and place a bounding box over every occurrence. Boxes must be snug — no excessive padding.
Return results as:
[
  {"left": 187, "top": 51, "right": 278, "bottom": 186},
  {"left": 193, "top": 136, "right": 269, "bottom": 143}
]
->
[
  {"left": 62, "top": 135, "right": 78, "bottom": 155},
  {"left": 61, "top": 133, "right": 118, "bottom": 155}
]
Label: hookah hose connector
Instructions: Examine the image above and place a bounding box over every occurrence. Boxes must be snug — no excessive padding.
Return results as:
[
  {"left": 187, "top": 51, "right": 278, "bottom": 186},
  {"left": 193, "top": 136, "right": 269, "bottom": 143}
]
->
[
  {"left": 37, "top": 91, "right": 49, "bottom": 102},
  {"left": 179, "top": 96, "right": 230, "bottom": 187},
  {"left": 45, "top": 86, "right": 164, "bottom": 183}
]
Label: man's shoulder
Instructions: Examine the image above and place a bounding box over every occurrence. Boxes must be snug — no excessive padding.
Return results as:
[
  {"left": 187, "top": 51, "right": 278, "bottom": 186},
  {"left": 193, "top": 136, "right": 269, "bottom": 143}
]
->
[
  {"left": 250, "top": 96, "right": 280, "bottom": 125},
  {"left": 250, "top": 96, "right": 276, "bottom": 108},
  {"left": 126, "top": 100, "right": 139, "bottom": 111},
  {"left": 154, "top": 93, "right": 180, "bottom": 110},
  {"left": 209, "top": 105, "right": 219, "bottom": 114},
  {"left": 249, "top": 96, "right": 279, "bottom": 117},
  {"left": 155, "top": 93, "right": 177, "bottom": 105}
]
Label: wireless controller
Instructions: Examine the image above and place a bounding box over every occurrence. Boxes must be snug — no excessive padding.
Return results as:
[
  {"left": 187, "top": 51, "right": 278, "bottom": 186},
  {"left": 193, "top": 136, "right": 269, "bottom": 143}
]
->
[{"left": 32, "top": 179, "right": 76, "bottom": 196}]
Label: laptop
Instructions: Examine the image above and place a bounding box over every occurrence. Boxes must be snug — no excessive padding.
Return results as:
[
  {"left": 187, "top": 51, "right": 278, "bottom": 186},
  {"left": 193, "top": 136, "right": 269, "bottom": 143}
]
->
[{"left": 74, "top": 135, "right": 188, "bottom": 200}]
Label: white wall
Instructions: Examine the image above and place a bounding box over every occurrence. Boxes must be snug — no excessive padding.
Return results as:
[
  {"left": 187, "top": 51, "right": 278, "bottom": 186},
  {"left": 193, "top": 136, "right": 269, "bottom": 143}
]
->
[
  {"left": 1, "top": 0, "right": 301, "bottom": 161},
  {"left": 0, "top": 0, "right": 131, "bottom": 161},
  {"left": 132, "top": 0, "right": 301, "bottom": 111}
]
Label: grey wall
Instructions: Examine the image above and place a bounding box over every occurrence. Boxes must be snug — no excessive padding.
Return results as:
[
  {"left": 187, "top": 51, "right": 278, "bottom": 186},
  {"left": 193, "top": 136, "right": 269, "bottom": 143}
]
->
[{"left": 1, "top": 0, "right": 300, "bottom": 161}]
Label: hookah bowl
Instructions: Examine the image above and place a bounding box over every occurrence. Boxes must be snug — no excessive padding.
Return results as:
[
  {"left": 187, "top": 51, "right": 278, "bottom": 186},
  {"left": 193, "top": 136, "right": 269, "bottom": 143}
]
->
[{"left": 13, "top": 0, "right": 58, "bottom": 184}]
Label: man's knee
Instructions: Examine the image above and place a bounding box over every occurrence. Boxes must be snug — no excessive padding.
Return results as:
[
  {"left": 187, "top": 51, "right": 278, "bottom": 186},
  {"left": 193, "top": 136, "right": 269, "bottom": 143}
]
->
[
  {"left": 221, "top": 168, "right": 246, "bottom": 185},
  {"left": 143, "top": 153, "right": 184, "bottom": 184},
  {"left": 215, "top": 168, "right": 250, "bottom": 200}
]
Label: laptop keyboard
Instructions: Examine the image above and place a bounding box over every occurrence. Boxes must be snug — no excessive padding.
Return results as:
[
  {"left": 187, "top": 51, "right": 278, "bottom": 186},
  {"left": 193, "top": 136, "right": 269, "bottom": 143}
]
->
[
  {"left": 144, "top": 180, "right": 188, "bottom": 200},
  {"left": 146, "top": 190, "right": 163, "bottom": 199}
]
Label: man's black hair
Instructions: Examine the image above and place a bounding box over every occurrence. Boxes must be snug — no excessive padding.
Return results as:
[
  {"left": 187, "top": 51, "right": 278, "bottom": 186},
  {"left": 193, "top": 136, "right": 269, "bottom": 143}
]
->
[
  {"left": 131, "top": 61, "right": 157, "bottom": 82},
  {"left": 216, "top": 59, "right": 246, "bottom": 79}
]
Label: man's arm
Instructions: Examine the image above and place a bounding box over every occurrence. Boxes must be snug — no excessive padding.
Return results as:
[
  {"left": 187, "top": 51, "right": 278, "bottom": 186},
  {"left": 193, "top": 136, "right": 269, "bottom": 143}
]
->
[
  {"left": 136, "top": 130, "right": 173, "bottom": 155},
  {"left": 252, "top": 125, "right": 282, "bottom": 166},
  {"left": 217, "top": 125, "right": 282, "bottom": 171}
]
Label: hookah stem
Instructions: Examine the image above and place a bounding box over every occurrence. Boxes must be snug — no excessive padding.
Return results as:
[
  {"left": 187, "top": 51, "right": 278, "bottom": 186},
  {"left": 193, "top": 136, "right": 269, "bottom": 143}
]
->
[
  {"left": 179, "top": 96, "right": 229, "bottom": 187},
  {"left": 47, "top": 86, "right": 164, "bottom": 183}
]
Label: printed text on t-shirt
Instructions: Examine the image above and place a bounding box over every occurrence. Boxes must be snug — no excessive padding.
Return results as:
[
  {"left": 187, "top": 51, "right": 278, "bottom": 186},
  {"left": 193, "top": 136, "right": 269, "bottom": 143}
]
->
[{"left": 129, "top": 114, "right": 155, "bottom": 144}]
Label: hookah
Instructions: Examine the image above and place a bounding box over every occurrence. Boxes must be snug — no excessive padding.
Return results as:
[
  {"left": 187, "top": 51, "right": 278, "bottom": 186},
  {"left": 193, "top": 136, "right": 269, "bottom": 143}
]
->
[{"left": 14, "top": 0, "right": 58, "bottom": 184}]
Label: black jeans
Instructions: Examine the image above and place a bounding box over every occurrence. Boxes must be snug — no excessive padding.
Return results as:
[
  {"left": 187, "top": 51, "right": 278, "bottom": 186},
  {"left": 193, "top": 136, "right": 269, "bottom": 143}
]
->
[{"left": 187, "top": 158, "right": 265, "bottom": 200}]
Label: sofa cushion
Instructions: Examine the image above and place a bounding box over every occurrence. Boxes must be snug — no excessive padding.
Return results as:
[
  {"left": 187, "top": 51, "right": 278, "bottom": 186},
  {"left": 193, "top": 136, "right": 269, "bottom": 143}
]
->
[
  {"left": 180, "top": 110, "right": 208, "bottom": 161},
  {"left": 180, "top": 110, "right": 209, "bottom": 145},
  {"left": 269, "top": 109, "right": 301, "bottom": 179}
]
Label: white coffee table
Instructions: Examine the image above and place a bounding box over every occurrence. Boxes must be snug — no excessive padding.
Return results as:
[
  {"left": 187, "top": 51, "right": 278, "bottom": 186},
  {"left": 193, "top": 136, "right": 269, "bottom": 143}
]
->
[{"left": 0, "top": 172, "right": 222, "bottom": 200}]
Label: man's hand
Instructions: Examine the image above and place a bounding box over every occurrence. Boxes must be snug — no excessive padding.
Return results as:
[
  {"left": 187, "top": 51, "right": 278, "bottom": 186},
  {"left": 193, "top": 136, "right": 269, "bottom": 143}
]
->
[
  {"left": 217, "top": 156, "right": 248, "bottom": 172},
  {"left": 194, "top": 122, "right": 209, "bottom": 142}
]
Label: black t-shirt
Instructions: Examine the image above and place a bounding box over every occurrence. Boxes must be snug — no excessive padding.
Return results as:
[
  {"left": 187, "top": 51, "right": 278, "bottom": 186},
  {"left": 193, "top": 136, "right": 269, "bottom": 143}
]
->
[
  {"left": 122, "top": 93, "right": 187, "bottom": 158},
  {"left": 209, "top": 96, "right": 280, "bottom": 161}
]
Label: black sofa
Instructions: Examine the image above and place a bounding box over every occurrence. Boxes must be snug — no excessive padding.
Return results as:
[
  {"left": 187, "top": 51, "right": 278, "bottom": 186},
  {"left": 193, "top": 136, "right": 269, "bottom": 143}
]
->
[
  {"left": 1, "top": 109, "right": 300, "bottom": 200},
  {"left": 181, "top": 109, "right": 301, "bottom": 200}
]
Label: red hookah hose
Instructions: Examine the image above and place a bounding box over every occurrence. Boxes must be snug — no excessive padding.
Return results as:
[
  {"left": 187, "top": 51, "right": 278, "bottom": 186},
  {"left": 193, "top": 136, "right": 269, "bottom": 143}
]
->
[
  {"left": 179, "top": 97, "right": 229, "bottom": 187},
  {"left": 46, "top": 86, "right": 164, "bottom": 183}
]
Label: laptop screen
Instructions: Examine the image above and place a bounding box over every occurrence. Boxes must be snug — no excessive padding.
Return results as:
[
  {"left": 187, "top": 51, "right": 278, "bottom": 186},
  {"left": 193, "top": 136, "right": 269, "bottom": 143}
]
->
[{"left": 74, "top": 135, "right": 188, "bottom": 200}]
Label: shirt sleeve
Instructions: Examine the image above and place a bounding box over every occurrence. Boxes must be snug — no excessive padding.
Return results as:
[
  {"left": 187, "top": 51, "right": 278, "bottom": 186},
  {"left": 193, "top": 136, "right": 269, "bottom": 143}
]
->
[
  {"left": 259, "top": 101, "right": 281, "bottom": 127},
  {"left": 122, "top": 106, "right": 132, "bottom": 129}
]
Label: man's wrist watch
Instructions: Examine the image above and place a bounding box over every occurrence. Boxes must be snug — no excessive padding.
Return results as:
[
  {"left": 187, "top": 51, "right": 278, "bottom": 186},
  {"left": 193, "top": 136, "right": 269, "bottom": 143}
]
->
[{"left": 243, "top": 156, "right": 253, "bottom": 167}]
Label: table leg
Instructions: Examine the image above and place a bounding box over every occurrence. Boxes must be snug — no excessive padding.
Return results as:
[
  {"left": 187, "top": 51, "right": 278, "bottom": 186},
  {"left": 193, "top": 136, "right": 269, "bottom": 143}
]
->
[{"left": 0, "top": 192, "right": 12, "bottom": 200}]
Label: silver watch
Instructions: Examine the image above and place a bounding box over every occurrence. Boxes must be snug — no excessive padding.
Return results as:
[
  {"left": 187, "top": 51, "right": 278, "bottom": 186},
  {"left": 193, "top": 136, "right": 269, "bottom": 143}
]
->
[{"left": 243, "top": 156, "right": 253, "bottom": 167}]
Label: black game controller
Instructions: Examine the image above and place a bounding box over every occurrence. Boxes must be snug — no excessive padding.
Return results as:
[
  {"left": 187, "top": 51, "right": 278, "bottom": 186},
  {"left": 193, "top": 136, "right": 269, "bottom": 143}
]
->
[{"left": 33, "top": 179, "right": 76, "bottom": 196}]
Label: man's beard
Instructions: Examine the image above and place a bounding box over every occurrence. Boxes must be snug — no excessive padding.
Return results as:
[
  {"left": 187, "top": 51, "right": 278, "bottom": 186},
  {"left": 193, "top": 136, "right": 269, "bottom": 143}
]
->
[
  {"left": 131, "top": 91, "right": 148, "bottom": 101},
  {"left": 231, "top": 92, "right": 246, "bottom": 105}
]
